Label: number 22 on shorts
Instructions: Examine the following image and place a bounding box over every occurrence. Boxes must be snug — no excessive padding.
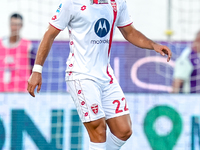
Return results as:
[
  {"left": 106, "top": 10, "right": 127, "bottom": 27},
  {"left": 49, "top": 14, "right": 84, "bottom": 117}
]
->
[{"left": 113, "top": 97, "right": 129, "bottom": 114}]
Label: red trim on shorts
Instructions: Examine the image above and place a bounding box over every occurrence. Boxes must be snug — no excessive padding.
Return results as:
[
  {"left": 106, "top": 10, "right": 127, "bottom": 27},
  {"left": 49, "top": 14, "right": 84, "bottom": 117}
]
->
[
  {"left": 118, "top": 22, "right": 133, "bottom": 28},
  {"left": 107, "top": 0, "right": 117, "bottom": 84},
  {"left": 77, "top": 80, "right": 91, "bottom": 121},
  {"left": 49, "top": 23, "right": 62, "bottom": 31}
]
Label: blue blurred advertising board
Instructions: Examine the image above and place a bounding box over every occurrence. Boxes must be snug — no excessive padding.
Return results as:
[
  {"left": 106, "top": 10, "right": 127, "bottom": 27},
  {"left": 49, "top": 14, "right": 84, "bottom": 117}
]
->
[{"left": 32, "top": 41, "right": 190, "bottom": 93}]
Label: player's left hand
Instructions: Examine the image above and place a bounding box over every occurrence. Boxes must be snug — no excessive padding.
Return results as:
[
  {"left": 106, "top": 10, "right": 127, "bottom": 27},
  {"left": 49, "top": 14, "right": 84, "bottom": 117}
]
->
[{"left": 152, "top": 43, "right": 172, "bottom": 62}]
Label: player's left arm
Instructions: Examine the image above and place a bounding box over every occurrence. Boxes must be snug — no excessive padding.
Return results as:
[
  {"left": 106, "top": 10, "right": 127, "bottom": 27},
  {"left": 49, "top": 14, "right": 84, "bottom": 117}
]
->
[{"left": 119, "top": 24, "right": 172, "bottom": 62}]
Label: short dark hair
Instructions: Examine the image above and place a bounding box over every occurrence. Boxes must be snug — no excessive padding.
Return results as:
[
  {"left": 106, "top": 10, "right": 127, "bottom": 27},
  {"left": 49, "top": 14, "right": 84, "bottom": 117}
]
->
[{"left": 10, "top": 13, "right": 23, "bottom": 21}]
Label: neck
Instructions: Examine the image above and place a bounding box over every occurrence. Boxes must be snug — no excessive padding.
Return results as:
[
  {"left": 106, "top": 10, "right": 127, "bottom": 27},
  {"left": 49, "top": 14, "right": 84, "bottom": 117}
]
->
[{"left": 9, "top": 35, "right": 20, "bottom": 44}]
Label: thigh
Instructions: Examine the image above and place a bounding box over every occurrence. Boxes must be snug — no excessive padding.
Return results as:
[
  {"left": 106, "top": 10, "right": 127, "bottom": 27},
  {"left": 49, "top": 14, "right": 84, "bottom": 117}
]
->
[
  {"left": 67, "top": 79, "right": 105, "bottom": 122},
  {"left": 102, "top": 78, "right": 130, "bottom": 120}
]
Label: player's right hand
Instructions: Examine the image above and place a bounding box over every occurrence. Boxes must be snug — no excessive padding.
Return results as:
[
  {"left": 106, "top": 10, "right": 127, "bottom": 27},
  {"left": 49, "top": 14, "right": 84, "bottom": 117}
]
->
[{"left": 27, "top": 72, "right": 42, "bottom": 97}]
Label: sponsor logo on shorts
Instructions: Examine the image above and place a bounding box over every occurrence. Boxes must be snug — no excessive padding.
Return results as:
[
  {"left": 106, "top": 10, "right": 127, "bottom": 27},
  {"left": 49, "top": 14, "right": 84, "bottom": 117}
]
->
[{"left": 91, "top": 104, "right": 98, "bottom": 114}]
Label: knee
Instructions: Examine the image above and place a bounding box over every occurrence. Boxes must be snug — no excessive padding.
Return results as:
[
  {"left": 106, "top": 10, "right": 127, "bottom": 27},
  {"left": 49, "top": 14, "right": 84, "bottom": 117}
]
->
[
  {"left": 126, "top": 120, "right": 132, "bottom": 139},
  {"left": 116, "top": 122, "right": 132, "bottom": 141},
  {"left": 125, "top": 128, "right": 132, "bottom": 139},
  {"left": 120, "top": 126, "right": 132, "bottom": 140},
  {"left": 107, "top": 115, "right": 132, "bottom": 141}
]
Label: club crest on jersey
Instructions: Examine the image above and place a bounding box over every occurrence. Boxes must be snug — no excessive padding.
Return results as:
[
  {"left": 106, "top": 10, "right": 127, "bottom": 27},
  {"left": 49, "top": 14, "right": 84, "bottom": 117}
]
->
[
  {"left": 111, "top": 2, "right": 117, "bottom": 12},
  {"left": 94, "top": 18, "right": 110, "bottom": 38},
  {"left": 91, "top": 104, "right": 98, "bottom": 114},
  {"left": 56, "top": 4, "right": 62, "bottom": 13}
]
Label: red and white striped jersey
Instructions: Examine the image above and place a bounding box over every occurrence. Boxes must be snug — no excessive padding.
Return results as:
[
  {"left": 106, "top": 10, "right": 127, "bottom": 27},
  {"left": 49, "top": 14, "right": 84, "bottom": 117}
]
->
[{"left": 49, "top": 0, "right": 132, "bottom": 83}]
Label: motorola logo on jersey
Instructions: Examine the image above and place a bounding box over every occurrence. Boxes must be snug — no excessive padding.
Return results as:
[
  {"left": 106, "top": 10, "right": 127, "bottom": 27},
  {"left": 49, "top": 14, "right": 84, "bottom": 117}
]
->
[{"left": 94, "top": 18, "right": 110, "bottom": 38}]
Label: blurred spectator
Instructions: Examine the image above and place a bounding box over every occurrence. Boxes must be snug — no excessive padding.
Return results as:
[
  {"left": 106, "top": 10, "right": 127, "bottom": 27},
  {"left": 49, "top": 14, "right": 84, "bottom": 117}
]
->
[
  {"left": 172, "top": 31, "right": 200, "bottom": 93},
  {"left": 0, "top": 13, "right": 34, "bottom": 92}
]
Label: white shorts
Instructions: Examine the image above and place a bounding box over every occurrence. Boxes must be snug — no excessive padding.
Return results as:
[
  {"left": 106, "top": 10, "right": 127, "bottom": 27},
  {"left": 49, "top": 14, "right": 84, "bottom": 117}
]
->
[
  {"left": 67, "top": 79, "right": 129, "bottom": 122},
  {"left": 66, "top": 78, "right": 130, "bottom": 122}
]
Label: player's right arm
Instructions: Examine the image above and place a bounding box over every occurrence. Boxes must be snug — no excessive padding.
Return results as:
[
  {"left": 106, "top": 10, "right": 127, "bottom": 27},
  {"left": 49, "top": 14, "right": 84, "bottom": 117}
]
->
[{"left": 27, "top": 25, "right": 60, "bottom": 97}]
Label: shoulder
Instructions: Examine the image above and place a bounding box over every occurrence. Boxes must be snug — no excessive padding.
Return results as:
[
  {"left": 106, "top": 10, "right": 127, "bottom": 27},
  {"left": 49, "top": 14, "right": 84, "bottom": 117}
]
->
[
  {"left": 60, "top": 0, "right": 73, "bottom": 7},
  {"left": 60, "top": 0, "right": 73, "bottom": 3},
  {"left": 116, "top": 0, "right": 126, "bottom": 4},
  {"left": 55, "top": 0, "right": 75, "bottom": 15},
  {"left": 116, "top": 0, "right": 127, "bottom": 6},
  {"left": 116, "top": 0, "right": 128, "bottom": 11}
]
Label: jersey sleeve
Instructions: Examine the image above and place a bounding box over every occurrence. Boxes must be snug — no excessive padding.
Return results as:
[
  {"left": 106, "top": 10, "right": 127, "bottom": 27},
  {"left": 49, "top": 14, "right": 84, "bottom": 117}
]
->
[
  {"left": 116, "top": 0, "right": 133, "bottom": 28},
  {"left": 173, "top": 53, "right": 193, "bottom": 80},
  {"left": 49, "top": 0, "right": 73, "bottom": 31}
]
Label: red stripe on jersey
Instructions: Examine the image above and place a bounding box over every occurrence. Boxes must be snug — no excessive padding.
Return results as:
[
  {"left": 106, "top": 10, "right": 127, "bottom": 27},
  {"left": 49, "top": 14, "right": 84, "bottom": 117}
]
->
[
  {"left": 107, "top": 66, "right": 113, "bottom": 84},
  {"left": 118, "top": 22, "right": 133, "bottom": 28},
  {"left": 107, "top": 1, "right": 117, "bottom": 84},
  {"left": 108, "top": 3, "right": 117, "bottom": 56},
  {"left": 49, "top": 23, "right": 62, "bottom": 31}
]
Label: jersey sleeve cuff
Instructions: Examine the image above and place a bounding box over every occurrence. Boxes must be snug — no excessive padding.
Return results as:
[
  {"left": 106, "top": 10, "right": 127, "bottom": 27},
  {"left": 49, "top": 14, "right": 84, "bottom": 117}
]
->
[
  {"left": 118, "top": 22, "right": 133, "bottom": 28},
  {"left": 49, "top": 23, "right": 62, "bottom": 31}
]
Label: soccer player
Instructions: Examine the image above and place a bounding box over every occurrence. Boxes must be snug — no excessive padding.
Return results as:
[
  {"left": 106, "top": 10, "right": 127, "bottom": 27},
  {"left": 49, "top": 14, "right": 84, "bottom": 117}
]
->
[
  {"left": 27, "top": 0, "right": 172, "bottom": 149},
  {"left": 0, "top": 13, "right": 33, "bottom": 92},
  {"left": 172, "top": 30, "right": 200, "bottom": 93}
]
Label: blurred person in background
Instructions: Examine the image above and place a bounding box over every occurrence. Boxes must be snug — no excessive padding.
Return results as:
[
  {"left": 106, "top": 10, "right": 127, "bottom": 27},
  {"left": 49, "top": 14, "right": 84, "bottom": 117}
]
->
[
  {"left": 0, "top": 13, "right": 34, "bottom": 92},
  {"left": 172, "top": 31, "right": 200, "bottom": 93}
]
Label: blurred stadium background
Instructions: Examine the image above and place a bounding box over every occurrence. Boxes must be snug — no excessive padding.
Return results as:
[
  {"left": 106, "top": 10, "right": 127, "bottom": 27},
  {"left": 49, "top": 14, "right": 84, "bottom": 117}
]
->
[{"left": 0, "top": 0, "right": 200, "bottom": 149}]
